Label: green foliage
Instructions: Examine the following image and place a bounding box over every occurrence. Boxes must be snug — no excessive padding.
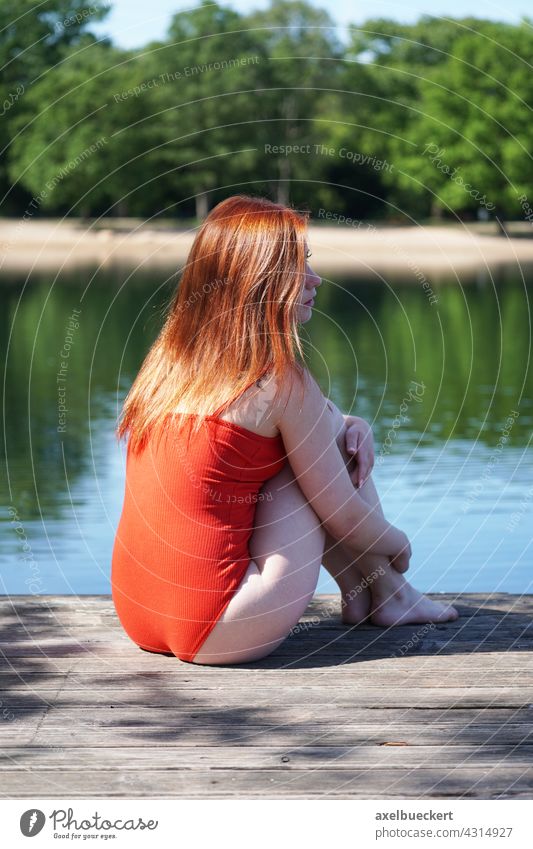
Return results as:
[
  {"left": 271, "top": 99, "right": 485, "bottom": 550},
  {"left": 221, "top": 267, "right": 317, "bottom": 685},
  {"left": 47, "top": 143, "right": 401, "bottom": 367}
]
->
[
  {"left": 2, "top": 2, "right": 533, "bottom": 222},
  {"left": 354, "top": 17, "right": 533, "bottom": 219},
  {"left": 0, "top": 0, "right": 110, "bottom": 87},
  {"left": 7, "top": 43, "right": 160, "bottom": 214},
  {"left": 0, "top": 0, "right": 110, "bottom": 212},
  {"left": 142, "top": 0, "right": 268, "bottom": 214}
]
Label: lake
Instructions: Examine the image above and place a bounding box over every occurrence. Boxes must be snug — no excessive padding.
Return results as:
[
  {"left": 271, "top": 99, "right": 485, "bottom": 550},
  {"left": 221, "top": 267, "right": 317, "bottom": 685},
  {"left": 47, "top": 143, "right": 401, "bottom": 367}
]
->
[{"left": 2, "top": 262, "right": 532, "bottom": 596}]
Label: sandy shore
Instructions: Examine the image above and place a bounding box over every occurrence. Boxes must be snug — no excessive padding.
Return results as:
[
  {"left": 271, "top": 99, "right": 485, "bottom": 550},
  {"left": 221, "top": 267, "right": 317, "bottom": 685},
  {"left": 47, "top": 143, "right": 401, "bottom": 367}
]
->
[{"left": 1, "top": 219, "right": 533, "bottom": 276}]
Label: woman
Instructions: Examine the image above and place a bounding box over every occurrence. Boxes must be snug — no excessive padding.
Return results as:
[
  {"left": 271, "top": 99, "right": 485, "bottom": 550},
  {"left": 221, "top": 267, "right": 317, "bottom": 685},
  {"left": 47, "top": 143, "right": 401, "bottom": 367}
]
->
[{"left": 112, "top": 194, "right": 458, "bottom": 666}]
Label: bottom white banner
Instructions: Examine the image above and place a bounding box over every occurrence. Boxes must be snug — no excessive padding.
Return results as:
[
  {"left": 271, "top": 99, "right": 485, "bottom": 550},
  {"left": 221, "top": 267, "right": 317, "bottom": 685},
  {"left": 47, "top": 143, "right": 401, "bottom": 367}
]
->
[{"left": 2, "top": 798, "right": 532, "bottom": 847}]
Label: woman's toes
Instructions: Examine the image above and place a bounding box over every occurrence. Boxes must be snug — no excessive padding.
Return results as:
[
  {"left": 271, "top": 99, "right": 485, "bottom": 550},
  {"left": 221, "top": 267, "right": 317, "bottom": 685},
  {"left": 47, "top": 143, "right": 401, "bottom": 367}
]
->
[
  {"left": 370, "top": 592, "right": 460, "bottom": 627},
  {"left": 442, "top": 604, "right": 459, "bottom": 621}
]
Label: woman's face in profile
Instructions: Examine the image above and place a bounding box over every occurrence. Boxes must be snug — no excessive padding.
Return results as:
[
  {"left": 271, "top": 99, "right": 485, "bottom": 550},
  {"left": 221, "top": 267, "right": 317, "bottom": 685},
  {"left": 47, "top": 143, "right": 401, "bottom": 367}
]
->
[{"left": 297, "top": 240, "right": 322, "bottom": 323}]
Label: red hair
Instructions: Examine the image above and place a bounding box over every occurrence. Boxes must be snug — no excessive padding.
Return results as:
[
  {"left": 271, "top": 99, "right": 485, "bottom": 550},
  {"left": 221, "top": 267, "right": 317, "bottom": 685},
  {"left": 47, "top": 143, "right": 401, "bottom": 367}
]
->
[{"left": 117, "top": 194, "right": 310, "bottom": 453}]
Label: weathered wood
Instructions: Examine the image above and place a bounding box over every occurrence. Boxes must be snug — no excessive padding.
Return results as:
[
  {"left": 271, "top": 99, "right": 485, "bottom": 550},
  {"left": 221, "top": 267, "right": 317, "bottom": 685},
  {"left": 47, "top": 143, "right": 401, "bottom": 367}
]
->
[
  {"left": 4, "top": 706, "right": 533, "bottom": 725},
  {"left": 1, "top": 593, "right": 532, "bottom": 799},
  {"left": 2, "top": 744, "right": 533, "bottom": 768},
  {"left": 0, "top": 672, "right": 531, "bottom": 688},
  {"left": 3, "top": 655, "right": 533, "bottom": 671},
  {"left": 2, "top": 768, "right": 532, "bottom": 799},
  {"left": 3, "top": 724, "right": 532, "bottom": 748},
  {"left": 3, "top": 686, "right": 533, "bottom": 708}
]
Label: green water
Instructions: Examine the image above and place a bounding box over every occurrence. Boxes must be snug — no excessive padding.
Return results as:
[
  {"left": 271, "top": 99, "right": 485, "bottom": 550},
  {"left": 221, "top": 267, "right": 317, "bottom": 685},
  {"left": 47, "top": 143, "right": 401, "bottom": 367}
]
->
[{"left": 2, "top": 263, "right": 532, "bottom": 595}]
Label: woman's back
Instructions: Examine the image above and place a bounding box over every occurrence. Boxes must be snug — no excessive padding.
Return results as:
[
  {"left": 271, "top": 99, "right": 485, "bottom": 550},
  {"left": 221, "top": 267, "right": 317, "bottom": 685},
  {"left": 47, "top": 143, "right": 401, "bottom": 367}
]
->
[
  {"left": 111, "top": 374, "right": 287, "bottom": 662},
  {"left": 172, "top": 370, "right": 282, "bottom": 439}
]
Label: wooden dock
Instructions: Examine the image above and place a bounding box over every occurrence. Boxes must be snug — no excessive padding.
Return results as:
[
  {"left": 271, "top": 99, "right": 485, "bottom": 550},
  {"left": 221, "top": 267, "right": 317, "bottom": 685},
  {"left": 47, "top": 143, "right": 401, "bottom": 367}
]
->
[{"left": 1, "top": 593, "right": 532, "bottom": 799}]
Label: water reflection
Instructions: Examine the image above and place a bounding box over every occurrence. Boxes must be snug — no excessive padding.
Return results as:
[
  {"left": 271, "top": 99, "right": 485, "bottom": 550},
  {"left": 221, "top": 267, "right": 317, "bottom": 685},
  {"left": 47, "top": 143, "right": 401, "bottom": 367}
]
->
[{"left": 1, "top": 265, "right": 532, "bottom": 594}]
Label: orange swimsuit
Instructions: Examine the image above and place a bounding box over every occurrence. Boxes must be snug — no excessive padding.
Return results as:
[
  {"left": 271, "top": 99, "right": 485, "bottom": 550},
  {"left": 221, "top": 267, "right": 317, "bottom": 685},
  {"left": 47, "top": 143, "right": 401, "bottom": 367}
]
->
[{"left": 111, "top": 378, "right": 287, "bottom": 662}]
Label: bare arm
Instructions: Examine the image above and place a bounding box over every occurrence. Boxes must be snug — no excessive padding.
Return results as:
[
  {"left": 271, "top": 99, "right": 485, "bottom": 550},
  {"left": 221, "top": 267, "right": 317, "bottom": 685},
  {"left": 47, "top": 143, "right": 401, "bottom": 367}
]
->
[{"left": 276, "top": 368, "right": 410, "bottom": 564}]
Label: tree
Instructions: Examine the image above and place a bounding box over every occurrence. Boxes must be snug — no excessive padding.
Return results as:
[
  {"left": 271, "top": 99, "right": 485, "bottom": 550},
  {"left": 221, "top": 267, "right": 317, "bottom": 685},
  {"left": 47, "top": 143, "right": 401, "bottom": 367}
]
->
[
  {"left": 7, "top": 42, "right": 159, "bottom": 216},
  {"left": 243, "top": 0, "right": 345, "bottom": 207},
  {"left": 141, "top": 0, "right": 267, "bottom": 219},
  {"left": 356, "top": 17, "right": 533, "bottom": 227},
  {"left": 0, "top": 0, "right": 110, "bottom": 213}
]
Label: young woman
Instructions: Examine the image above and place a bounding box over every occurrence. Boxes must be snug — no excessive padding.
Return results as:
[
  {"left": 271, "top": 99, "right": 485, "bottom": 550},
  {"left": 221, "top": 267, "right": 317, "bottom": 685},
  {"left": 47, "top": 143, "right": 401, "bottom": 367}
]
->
[{"left": 112, "top": 194, "right": 458, "bottom": 665}]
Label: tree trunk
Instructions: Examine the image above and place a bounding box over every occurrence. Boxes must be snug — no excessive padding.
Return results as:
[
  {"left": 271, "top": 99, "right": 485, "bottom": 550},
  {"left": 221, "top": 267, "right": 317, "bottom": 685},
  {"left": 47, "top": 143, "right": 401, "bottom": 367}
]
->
[
  {"left": 430, "top": 199, "right": 444, "bottom": 219},
  {"left": 195, "top": 190, "right": 211, "bottom": 221},
  {"left": 493, "top": 207, "right": 510, "bottom": 238},
  {"left": 276, "top": 157, "right": 291, "bottom": 205},
  {"left": 276, "top": 94, "right": 298, "bottom": 206},
  {"left": 114, "top": 200, "right": 129, "bottom": 218}
]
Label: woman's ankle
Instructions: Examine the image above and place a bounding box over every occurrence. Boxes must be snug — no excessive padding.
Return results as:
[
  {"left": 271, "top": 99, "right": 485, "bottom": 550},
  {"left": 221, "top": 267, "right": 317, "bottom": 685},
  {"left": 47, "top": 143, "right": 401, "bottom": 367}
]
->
[{"left": 368, "top": 565, "right": 410, "bottom": 605}]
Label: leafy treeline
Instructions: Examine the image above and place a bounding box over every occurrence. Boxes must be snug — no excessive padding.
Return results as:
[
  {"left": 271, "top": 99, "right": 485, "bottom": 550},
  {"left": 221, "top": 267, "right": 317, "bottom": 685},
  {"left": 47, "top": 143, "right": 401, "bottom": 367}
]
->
[{"left": 1, "top": 0, "right": 533, "bottom": 222}]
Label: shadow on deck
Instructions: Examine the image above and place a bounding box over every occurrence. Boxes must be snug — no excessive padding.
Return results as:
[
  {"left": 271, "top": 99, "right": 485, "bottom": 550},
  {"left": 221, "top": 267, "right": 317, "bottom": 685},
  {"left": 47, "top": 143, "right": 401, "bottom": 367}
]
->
[{"left": 1, "top": 593, "right": 532, "bottom": 799}]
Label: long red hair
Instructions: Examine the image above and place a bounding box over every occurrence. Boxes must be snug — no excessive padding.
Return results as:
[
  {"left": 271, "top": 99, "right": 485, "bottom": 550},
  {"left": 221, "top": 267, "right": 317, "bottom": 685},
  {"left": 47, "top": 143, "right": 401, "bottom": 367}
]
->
[{"left": 117, "top": 194, "right": 310, "bottom": 453}]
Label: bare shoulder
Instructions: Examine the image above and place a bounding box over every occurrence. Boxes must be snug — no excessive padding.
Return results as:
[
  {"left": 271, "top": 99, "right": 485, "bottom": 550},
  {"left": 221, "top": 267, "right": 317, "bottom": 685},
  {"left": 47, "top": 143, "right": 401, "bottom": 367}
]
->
[
  {"left": 273, "top": 365, "right": 332, "bottom": 428},
  {"left": 221, "top": 365, "right": 334, "bottom": 438},
  {"left": 216, "top": 368, "right": 285, "bottom": 437}
]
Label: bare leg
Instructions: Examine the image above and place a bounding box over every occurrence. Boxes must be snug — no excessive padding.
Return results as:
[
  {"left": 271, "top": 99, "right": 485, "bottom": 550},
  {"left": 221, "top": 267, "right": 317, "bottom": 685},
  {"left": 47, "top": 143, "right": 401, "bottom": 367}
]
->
[
  {"left": 323, "top": 421, "right": 459, "bottom": 626},
  {"left": 321, "top": 447, "right": 394, "bottom": 624},
  {"left": 322, "top": 474, "right": 388, "bottom": 625}
]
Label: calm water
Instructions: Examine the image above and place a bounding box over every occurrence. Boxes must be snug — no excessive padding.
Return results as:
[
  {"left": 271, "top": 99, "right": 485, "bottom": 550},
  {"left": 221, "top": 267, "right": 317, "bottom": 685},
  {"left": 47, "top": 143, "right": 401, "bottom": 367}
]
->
[{"left": 1, "top": 263, "right": 532, "bottom": 595}]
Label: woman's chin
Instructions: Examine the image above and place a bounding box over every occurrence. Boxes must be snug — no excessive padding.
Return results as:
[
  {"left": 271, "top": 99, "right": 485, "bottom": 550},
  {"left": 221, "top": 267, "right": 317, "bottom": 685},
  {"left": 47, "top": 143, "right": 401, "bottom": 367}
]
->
[{"left": 298, "top": 304, "right": 313, "bottom": 323}]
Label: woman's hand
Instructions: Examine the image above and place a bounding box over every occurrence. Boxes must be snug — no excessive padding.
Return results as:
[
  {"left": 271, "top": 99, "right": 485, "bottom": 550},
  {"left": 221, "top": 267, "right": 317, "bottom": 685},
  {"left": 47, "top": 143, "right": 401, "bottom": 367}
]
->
[{"left": 345, "top": 416, "right": 375, "bottom": 489}]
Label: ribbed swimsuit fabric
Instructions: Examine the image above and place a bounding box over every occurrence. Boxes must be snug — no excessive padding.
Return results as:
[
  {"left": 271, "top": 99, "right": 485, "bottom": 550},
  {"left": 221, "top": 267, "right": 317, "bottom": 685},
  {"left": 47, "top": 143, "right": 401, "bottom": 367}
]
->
[{"left": 111, "top": 376, "right": 287, "bottom": 662}]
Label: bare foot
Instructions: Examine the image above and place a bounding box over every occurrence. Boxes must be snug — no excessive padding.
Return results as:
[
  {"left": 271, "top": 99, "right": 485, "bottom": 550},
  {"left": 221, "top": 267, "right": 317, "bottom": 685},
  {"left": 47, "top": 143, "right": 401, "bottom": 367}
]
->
[
  {"left": 371, "top": 583, "right": 459, "bottom": 627},
  {"left": 340, "top": 586, "right": 372, "bottom": 625}
]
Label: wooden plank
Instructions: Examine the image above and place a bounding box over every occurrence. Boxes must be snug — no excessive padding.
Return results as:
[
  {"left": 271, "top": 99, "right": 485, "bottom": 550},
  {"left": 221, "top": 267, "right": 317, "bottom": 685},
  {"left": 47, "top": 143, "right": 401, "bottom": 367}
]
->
[
  {"left": 2, "top": 704, "right": 531, "bottom": 726},
  {"left": 14, "top": 725, "right": 533, "bottom": 748},
  {"left": 4, "top": 705, "right": 532, "bottom": 722},
  {"left": 5, "top": 716, "right": 532, "bottom": 747},
  {"left": 4, "top": 685, "right": 533, "bottom": 704},
  {"left": 2, "top": 744, "right": 533, "bottom": 769},
  {"left": 2, "top": 640, "right": 533, "bottom": 659},
  {"left": 1, "top": 672, "right": 531, "bottom": 689},
  {"left": 3, "top": 655, "right": 533, "bottom": 673},
  {"left": 2, "top": 768, "right": 531, "bottom": 799},
  {"left": 2, "top": 725, "right": 531, "bottom": 749}
]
